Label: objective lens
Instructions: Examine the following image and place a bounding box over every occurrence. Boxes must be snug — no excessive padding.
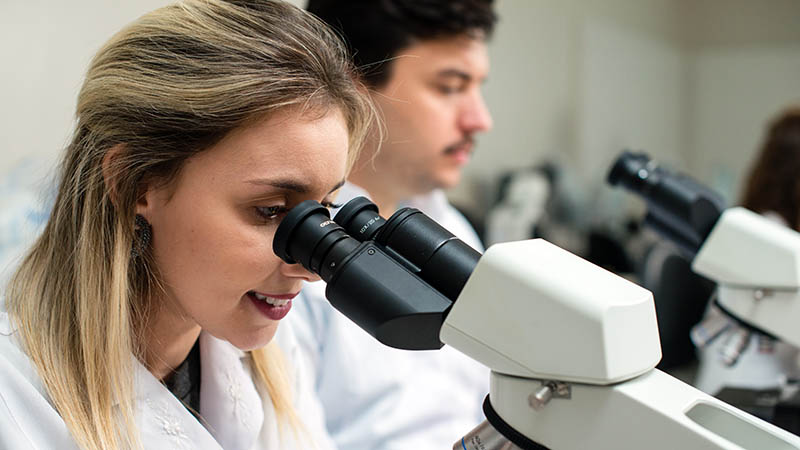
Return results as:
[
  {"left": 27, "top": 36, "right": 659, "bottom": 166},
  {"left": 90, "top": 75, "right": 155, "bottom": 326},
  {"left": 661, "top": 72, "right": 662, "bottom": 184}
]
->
[
  {"left": 690, "top": 314, "right": 733, "bottom": 349},
  {"left": 719, "top": 325, "right": 751, "bottom": 367},
  {"left": 455, "top": 421, "right": 523, "bottom": 450}
]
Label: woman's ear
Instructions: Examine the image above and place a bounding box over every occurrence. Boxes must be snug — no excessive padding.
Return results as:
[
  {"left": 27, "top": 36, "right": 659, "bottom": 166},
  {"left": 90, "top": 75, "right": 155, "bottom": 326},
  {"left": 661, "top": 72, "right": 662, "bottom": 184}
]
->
[
  {"left": 101, "top": 144, "right": 126, "bottom": 209},
  {"left": 102, "top": 144, "right": 152, "bottom": 218}
]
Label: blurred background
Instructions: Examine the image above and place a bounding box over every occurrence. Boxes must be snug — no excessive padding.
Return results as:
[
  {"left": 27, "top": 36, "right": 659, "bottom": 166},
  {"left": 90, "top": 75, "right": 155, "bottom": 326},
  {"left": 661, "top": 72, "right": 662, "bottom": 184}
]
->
[
  {"left": 2, "top": 0, "right": 799, "bottom": 230},
  {"left": 1, "top": 0, "right": 800, "bottom": 374}
]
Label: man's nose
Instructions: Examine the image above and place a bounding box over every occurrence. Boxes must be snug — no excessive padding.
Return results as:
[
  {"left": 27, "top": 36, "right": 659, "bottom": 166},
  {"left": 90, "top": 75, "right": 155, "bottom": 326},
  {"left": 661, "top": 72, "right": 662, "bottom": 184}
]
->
[{"left": 459, "top": 90, "right": 493, "bottom": 134}]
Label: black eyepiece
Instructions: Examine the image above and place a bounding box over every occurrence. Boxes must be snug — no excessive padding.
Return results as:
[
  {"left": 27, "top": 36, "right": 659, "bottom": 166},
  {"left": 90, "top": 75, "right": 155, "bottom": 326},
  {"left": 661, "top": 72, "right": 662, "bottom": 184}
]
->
[
  {"left": 333, "top": 196, "right": 386, "bottom": 241},
  {"left": 332, "top": 199, "right": 481, "bottom": 302},
  {"left": 607, "top": 151, "right": 654, "bottom": 192},
  {"left": 607, "top": 150, "right": 725, "bottom": 257},
  {"left": 273, "top": 200, "right": 360, "bottom": 280},
  {"left": 273, "top": 200, "right": 328, "bottom": 264}
]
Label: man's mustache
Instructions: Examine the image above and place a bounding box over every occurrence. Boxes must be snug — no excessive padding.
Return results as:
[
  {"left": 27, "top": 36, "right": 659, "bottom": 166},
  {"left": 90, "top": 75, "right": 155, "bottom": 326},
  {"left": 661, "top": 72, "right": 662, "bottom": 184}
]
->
[{"left": 443, "top": 136, "right": 474, "bottom": 154}]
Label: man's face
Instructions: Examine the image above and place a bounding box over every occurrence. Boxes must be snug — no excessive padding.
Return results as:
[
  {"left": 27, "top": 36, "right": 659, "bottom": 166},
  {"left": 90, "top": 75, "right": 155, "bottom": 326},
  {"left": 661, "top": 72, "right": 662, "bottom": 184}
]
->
[{"left": 369, "top": 35, "right": 492, "bottom": 197}]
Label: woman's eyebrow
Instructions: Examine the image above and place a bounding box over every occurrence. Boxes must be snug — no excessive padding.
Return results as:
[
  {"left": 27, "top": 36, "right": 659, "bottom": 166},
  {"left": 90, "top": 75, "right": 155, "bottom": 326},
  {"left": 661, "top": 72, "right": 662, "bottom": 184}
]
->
[
  {"left": 246, "top": 178, "right": 311, "bottom": 193},
  {"left": 246, "top": 178, "right": 346, "bottom": 195}
]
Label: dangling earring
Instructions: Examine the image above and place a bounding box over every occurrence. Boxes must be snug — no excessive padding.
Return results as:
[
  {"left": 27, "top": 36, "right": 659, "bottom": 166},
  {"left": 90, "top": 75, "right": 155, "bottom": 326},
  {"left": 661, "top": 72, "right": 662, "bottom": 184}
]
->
[{"left": 132, "top": 214, "right": 152, "bottom": 259}]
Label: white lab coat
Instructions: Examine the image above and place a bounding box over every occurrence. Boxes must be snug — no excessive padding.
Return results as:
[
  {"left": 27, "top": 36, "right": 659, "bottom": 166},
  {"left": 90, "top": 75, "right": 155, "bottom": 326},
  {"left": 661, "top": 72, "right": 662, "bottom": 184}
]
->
[
  {"left": 0, "top": 304, "right": 336, "bottom": 450},
  {"left": 287, "top": 183, "right": 489, "bottom": 450}
]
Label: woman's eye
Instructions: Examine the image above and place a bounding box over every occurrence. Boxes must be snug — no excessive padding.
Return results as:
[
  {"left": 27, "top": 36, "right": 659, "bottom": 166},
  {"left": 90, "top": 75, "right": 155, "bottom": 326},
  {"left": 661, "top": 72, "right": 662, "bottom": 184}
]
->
[
  {"left": 255, "top": 205, "right": 289, "bottom": 222},
  {"left": 255, "top": 201, "right": 339, "bottom": 224}
]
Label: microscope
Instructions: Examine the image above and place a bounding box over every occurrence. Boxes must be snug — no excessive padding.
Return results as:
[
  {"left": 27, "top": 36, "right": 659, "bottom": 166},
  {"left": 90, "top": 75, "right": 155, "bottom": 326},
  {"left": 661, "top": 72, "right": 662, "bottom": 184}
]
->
[
  {"left": 273, "top": 195, "right": 800, "bottom": 449},
  {"left": 608, "top": 151, "right": 800, "bottom": 430}
]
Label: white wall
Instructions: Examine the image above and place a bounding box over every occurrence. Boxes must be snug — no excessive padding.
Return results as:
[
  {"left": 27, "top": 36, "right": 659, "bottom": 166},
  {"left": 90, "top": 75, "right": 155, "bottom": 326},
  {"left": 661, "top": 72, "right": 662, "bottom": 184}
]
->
[
  {"left": 688, "top": 46, "right": 800, "bottom": 202},
  {"left": 0, "top": 0, "right": 304, "bottom": 175},
  {"left": 0, "top": 1, "right": 173, "bottom": 172},
  {"left": 578, "top": 19, "right": 686, "bottom": 193}
]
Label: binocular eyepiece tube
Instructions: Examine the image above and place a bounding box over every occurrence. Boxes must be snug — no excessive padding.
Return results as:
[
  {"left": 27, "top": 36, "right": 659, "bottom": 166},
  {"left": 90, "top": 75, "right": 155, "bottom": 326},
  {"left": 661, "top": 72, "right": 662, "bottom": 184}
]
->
[
  {"left": 273, "top": 196, "right": 481, "bottom": 350},
  {"left": 607, "top": 151, "right": 725, "bottom": 258}
]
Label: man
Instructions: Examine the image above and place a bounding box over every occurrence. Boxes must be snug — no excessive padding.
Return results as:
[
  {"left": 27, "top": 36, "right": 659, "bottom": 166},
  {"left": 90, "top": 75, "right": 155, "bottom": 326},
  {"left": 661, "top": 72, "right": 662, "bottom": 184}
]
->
[{"left": 287, "top": 1, "right": 497, "bottom": 449}]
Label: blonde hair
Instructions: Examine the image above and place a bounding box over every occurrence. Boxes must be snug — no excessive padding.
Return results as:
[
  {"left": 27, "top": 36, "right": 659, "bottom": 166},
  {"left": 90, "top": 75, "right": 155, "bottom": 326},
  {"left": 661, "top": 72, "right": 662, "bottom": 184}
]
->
[{"left": 5, "top": 0, "right": 374, "bottom": 448}]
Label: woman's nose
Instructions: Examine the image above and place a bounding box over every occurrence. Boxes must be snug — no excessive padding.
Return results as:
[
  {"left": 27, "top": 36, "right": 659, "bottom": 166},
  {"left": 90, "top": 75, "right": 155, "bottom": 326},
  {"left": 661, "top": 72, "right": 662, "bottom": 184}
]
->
[{"left": 280, "top": 260, "right": 321, "bottom": 283}]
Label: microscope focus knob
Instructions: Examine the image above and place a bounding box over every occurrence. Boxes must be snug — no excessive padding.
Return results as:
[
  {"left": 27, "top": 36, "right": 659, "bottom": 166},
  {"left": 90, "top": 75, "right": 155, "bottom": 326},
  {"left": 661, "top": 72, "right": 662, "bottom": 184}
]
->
[
  {"left": 528, "top": 381, "right": 571, "bottom": 411},
  {"left": 528, "top": 385, "right": 553, "bottom": 410}
]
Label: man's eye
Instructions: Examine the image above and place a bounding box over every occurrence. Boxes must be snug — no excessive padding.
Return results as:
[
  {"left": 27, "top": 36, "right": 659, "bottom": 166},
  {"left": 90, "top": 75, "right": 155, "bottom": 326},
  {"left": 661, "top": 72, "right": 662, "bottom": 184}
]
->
[
  {"left": 437, "top": 84, "right": 461, "bottom": 95},
  {"left": 255, "top": 205, "right": 289, "bottom": 221}
]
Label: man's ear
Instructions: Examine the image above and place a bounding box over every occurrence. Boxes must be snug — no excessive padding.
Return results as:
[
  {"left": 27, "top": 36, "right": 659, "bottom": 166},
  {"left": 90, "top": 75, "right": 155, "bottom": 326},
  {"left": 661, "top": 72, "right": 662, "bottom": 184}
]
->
[{"left": 102, "top": 144, "right": 151, "bottom": 217}]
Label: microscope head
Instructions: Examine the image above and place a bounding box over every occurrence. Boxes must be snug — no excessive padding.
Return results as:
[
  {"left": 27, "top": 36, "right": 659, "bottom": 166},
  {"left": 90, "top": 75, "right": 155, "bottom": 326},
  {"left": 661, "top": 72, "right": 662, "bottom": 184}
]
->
[
  {"left": 441, "top": 239, "right": 662, "bottom": 385},
  {"left": 693, "top": 207, "right": 800, "bottom": 289}
]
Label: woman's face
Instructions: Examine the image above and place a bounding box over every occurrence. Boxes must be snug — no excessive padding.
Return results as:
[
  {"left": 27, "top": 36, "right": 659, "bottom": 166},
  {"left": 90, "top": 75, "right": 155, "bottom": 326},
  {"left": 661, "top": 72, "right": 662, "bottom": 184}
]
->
[{"left": 139, "top": 106, "right": 349, "bottom": 350}]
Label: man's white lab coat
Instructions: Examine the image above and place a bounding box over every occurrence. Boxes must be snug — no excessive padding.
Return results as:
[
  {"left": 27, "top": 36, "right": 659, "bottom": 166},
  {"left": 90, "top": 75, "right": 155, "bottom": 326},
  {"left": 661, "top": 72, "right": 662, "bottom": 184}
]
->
[
  {"left": 287, "top": 183, "right": 489, "bottom": 450},
  {"left": 0, "top": 305, "right": 336, "bottom": 450}
]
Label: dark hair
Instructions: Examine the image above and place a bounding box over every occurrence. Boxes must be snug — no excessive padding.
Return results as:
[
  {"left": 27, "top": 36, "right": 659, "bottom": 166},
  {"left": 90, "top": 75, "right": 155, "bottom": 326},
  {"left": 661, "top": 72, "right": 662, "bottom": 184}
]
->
[
  {"left": 306, "top": 0, "right": 497, "bottom": 87},
  {"left": 740, "top": 107, "right": 800, "bottom": 229}
]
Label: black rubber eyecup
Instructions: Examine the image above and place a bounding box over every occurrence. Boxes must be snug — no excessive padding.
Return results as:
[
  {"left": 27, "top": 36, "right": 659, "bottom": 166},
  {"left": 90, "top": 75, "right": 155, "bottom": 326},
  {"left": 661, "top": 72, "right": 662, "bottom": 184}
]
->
[{"left": 273, "top": 200, "right": 330, "bottom": 264}]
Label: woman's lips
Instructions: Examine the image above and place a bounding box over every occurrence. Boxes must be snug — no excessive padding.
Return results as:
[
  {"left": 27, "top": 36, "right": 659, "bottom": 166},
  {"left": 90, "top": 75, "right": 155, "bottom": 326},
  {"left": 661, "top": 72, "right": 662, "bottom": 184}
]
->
[
  {"left": 254, "top": 292, "right": 298, "bottom": 300},
  {"left": 247, "top": 291, "right": 296, "bottom": 320}
]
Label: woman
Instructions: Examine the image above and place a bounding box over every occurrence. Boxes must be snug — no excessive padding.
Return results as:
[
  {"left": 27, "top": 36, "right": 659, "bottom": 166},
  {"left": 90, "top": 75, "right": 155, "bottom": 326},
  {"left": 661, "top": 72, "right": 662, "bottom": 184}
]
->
[
  {"left": 741, "top": 107, "right": 800, "bottom": 229},
  {"left": 0, "top": 1, "right": 374, "bottom": 448}
]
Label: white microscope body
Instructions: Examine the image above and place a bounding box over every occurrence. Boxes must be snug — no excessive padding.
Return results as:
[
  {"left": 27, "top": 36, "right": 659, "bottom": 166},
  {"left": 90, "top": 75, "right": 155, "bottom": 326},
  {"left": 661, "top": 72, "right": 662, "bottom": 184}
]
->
[
  {"left": 693, "top": 207, "right": 800, "bottom": 348},
  {"left": 691, "top": 207, "right": 800, "bottom": 409},
  {"left": 442, "top": 239, "right": 800, "bottom": 449}
]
